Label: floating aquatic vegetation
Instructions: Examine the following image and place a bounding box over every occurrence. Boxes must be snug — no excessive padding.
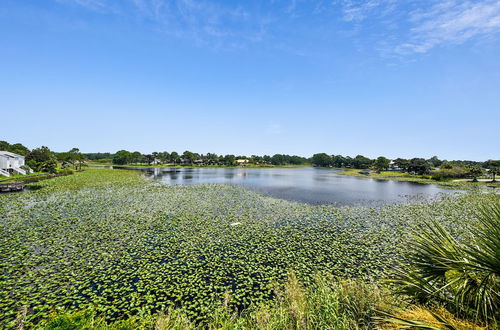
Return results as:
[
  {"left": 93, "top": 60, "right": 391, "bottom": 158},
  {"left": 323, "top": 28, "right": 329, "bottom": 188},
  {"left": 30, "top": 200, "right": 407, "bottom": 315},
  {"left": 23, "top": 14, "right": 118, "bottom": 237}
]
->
[{"left": 0, "top": 169, "right": 497, "bottom": 327}]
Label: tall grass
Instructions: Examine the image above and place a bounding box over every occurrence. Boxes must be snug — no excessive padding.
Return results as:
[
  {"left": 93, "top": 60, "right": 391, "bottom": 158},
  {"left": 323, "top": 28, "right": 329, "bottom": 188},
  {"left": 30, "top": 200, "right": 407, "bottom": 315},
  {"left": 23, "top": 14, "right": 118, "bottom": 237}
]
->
[
  {"left": 39, "top": 273, "right": 391, "bottom": 329},
  {"left": 392, "top": 201, "right": 499, "bottom": 326}
]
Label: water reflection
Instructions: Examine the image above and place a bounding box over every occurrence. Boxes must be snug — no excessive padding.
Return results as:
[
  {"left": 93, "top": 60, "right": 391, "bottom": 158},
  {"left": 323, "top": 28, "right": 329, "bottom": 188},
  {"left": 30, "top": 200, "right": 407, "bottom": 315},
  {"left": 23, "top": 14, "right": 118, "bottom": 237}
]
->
[{"left": 111, "top": 167, "right": 457, "bottom": 206}]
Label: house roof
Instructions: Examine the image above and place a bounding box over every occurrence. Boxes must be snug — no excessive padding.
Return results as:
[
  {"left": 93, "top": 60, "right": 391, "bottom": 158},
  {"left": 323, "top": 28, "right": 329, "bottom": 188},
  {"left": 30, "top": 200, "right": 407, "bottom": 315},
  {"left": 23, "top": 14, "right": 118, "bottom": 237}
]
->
[{"left": 0, "top": 151, "right": 25, "bottom": 158}]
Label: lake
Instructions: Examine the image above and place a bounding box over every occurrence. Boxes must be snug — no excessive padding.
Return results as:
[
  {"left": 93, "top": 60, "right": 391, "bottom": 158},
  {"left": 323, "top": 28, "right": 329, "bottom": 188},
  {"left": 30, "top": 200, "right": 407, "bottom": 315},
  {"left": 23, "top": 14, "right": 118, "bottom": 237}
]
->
[{"left": 110, "top": 166, "right": 457, "bottom": 206}]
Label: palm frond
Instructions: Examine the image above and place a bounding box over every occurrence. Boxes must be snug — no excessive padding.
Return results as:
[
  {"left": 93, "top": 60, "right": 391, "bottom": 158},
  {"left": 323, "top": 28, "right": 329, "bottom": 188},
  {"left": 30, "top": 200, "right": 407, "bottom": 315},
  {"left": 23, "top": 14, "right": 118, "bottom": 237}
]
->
[{"left": 391, "top": 200, "right": 500, "bottom": 325}]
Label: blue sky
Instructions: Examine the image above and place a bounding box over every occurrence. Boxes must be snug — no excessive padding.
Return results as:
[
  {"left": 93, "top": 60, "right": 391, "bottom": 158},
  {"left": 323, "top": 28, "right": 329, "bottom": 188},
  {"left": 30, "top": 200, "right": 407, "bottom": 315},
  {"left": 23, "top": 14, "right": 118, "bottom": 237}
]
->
[{"left": 1, "top": 0, "right": 499, "bottom": 160}]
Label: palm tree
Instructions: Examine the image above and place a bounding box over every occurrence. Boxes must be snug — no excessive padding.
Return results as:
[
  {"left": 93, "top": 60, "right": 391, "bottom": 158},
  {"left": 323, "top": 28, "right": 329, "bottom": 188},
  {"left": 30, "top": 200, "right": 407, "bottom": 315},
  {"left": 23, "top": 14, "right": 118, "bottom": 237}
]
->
[{"left": 392, "top": 201, "right": 499, "bottom": 326}]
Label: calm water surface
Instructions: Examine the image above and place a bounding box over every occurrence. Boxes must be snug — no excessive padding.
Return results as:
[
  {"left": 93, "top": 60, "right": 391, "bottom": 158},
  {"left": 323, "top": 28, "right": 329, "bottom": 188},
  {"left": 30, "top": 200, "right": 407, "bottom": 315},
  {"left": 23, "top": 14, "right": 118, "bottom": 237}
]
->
[{"left": 112, "top": 167, "right": 457, "bottom": 206}]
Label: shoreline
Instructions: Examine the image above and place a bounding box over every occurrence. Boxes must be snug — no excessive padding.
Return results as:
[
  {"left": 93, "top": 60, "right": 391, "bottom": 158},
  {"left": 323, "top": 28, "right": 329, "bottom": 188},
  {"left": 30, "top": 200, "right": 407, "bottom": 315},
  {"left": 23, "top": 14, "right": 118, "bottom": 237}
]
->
[
  {"left": 86, "top": 164, "right": 500, "bottom": 189},
  {"left": 336, "top": 168, "right": 499, "bottom": 189}
]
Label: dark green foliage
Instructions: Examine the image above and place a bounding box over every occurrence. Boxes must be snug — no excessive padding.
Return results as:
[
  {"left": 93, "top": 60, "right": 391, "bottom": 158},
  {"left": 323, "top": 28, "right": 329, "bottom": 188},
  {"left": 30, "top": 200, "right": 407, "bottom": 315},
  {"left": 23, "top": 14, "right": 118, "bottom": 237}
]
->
[
  {"left": 156, "top": 151, "right": 170, "bottom": 163},
  {"left": 26, "top": 146, "right": 58, "bottom": 173},
  {"left": 270, "top": 154, "right": 308, "bottom": 165},
  {"left": 311, "top": 153, "right": 331, "bottom": 167},
  {"left": 408, "top": 158, "right": 431, "bottom": 175},
  {"left": 467, "top": 166, "right": 484, "bottom": 182},
  {"left": 182, "top": 150, "right": 197, "bottom": 164},
  {"left": 431, "top": 168, "right": 469, "bottom": 181},
  {"left": 331, "top": 155, "right": 349, "bottom": 168},
  {"left": 393, "top": 158, "right": 410, "bottom": 171},
  {"left": 112, "top": 150, "right": 132, "bottom": 165},
  {"left": 484, "top": 160, "right": 500, "bottom": 182},
  {"left": 144, "top": 154, "right": 154, "bottom": 165},
  {"left": 84, "top": 152, "right": 114, "bottom": 161},
  {"left": 373, "top": 156, "right": 390, "bottom": 172},
  {"left": 352, "top": 155, "right": 373, "bottom": 169},
  {"left": 392, "top": 201, "right": 500, "bottom": 326},
  {"left": 58, "top": 148, "right": 86, "bottom": 170},
  {"left": 427, "top": 156, "right": 443, "bottom": 168},
  {"left": 222, "top": 154, "right": 235, "bottom": 165},
  {"left": 130, "top": 151, "right": 144, "bottom": 163},
  {"left": 170, "top": 151, "right": 180, "bottom": 164},
  {"left": 0, "top": 141, "right": 30, "bottom": 156},
  {"left": 441, "top": 162, "right": 454, "bottom": 169}
]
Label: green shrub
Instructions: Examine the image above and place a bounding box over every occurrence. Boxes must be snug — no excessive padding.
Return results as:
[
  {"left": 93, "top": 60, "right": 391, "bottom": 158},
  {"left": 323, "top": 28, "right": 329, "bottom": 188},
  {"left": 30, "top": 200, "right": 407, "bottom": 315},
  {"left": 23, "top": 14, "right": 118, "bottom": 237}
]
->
[
  {"left": 431, "top": 168, "right": 469, "bottom": 181},
  {"left": 392, "top": 201, "right": 500, "bottom": 326}
]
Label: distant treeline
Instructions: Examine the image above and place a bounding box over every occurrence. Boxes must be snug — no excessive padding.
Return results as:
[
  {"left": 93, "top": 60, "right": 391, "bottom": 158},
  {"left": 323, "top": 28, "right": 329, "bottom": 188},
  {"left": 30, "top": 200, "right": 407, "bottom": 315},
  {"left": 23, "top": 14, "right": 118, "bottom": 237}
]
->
[
  {"left": 309, "top": 153, "right": 499, "bottom": 180},
  {"left": 88, "top": 150, "right": 309, "bottom": 166},
  {"left": 1, "top": 141, "right": 498, "bottom": 180},
  {"left": 82, "top": 149, "right": 499, "bottom": 179}
]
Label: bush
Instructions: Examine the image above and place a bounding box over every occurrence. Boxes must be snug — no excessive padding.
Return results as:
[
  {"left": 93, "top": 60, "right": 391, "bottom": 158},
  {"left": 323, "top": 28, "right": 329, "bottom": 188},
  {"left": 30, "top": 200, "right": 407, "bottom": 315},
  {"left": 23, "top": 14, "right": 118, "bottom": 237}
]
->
[
  {"left": 56, "top": 168, "right": 75, "bottom": 174},
  {"left": 431, "top": 168, "right": 469, "bottom": 181}
]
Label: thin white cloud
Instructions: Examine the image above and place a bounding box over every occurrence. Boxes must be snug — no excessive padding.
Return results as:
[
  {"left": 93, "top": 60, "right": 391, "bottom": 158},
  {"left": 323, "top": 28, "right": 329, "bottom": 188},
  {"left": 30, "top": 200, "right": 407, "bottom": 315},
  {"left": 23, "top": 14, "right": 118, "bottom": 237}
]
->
[
  {"left": 335, "top": 0, "right": 500, "bottom": 55},
  {"left": 56, "top": 0, "right": 113, "bottom": 12},
  {"left": 108, "top": 0, "right": 264, "bottom": 50},
  {"left": 266, "top": 123, "right": 285, "bottom": 135},
  {"left": 397, "top": 0, "right": 500, "bottom": 54},
  {"left": 56, "top": 0, "right": 500, "bottom": 56},
  {"left": 340, "top": 0, "right": 384, "bottom": 22}
]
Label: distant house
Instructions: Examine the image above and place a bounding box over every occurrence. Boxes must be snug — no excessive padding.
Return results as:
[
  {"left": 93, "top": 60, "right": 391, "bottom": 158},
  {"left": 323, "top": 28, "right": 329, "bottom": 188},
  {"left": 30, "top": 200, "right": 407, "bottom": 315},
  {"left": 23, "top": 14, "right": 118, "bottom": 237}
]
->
[
  {"left": 0, "top": 151, "right": 29, "bottom": 177},
  {"left": 236, "top": 159, "right": 249, "bottom": 165}
]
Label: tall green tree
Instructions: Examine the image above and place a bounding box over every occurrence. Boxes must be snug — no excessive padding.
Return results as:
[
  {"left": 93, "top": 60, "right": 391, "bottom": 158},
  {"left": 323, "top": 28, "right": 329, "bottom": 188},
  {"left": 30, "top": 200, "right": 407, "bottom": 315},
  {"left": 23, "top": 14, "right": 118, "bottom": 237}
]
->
[
  {"left": 311, "top": 153, "right": 331, "bottom": 167},
  {"left": 144, "top": 154, "right": 154, "bottom": 166},
  {"left": 112, "top": 150, "right": 131, "bottom": 165},
  {"left": 393, "top": 158, "right": 409, "bottom": 171},
  {"left": 373, "top": 156, "right": 390, "bottom": 172},
  {"left": 408, "top": 158, "right": 431, "bottom": 175},
  {"left": 182, "top": 151, "right": 196, "bottom": 164},
  {"left": 352, "top": 155, "right": 372, "bottom": 169},
  {"left": 157, "top": 152, "right": 170, "bottom": 164},
  {"left": 467, "top": 166, "right": 484, "bottom": 182},
  {"left": 170, "top": 152, "right": 180, "bottom": 164},
  {"left": 26, "top": 146, "right": 57, "bottom": 173},
  {"left": 331, "top": 155, "right": 347, "bottom": 168},
  {"left": 130, "top": 151, "right": 143, "bottom": 163},
  {"left": 427, "top": 156, "right": 443, "bottom": 168},
  {"left": 223, "top": 154, "right": 236, "bottom": 166},
  {"left": 485, "top": 160, "right": 500, "bottom": 182},
  {"left": 58, "top": 148, "right": 84, "bottom": 170}
]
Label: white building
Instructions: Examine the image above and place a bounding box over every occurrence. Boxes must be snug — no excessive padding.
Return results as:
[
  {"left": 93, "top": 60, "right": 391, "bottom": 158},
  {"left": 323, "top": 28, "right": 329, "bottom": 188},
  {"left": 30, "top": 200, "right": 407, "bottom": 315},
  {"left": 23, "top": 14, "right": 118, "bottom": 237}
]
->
[{"left": 0, "top": 151, "right": 28, "bottom": 176}]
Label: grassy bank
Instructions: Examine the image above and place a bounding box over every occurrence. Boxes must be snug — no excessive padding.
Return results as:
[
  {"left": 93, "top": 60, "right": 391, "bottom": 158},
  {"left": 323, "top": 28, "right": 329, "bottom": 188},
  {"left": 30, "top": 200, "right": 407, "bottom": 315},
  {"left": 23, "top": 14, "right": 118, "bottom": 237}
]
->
[
  {"left": 36, "top": 275, "right": 394, "bottom": 329},
  {"left": 0, "top": 169, "right": 497, "bottom": 328},
  {"left": 37, "top": 274, "right": 488, "bottom": 329},
  {"left": 337, "top": 168, "right": 500, "bottom": 189},
  {"left": 0, "top": 171, "right": 76, "bottom": 184}
]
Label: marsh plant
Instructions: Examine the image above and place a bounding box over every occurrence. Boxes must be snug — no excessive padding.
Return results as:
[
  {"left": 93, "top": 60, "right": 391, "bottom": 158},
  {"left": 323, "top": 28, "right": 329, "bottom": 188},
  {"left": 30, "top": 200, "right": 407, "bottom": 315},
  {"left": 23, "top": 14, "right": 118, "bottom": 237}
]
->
[
  {"left": 392, "top": 201, "right": 499, "bottom": 327},
  {"left": 40, "top": 273, "right": 391, "bottom": 329}
]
